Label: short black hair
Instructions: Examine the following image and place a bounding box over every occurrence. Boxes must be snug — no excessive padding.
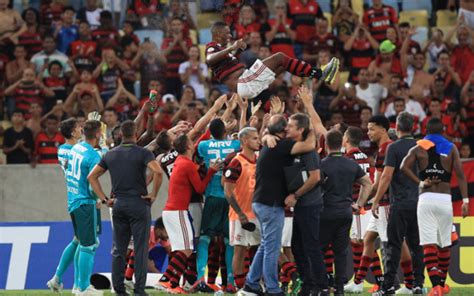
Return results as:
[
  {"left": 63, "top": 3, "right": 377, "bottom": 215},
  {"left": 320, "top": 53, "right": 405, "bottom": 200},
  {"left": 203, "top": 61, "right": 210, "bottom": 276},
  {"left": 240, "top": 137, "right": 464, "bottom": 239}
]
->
[
  {"left": 48, "top": 60, "right": 63, "bottom": 71},
  {"left": 21, "top": 8, "right": 40, "bottom": 23},
  {"left": 394, "top": 97, "right": 405, "bottom": 104},
  {"left": 345, "top": 126, "right": 363, "bottom": 147},
  {"left": 120, "top": 120, "right": 136, "bottom": 139},
  {"left": 12, "top": 109, "right": 25, "bottom": 116},
  {"left": 83, "top": 120, "right": 101, "bottom": 140},
  {"left": 100, "top": 10, "right": 113, "bottom": 19},
  {"left": 104, "top": 107, "right": 118, "bottom": 114},
  {"left": 43, "top": 34, "right": 55, "bottom": 41},
  {"left": 430, "top": 98, "right": 442, "bottom": 105},
  {"left": 154, "top": 217, "right": 165, "bottom": 229},
  {"left": 120, "top": 35, "right": 135, "bottom": 49},
  {"left": 289, "top": 113, "right": 310, "bottom": 139},
  {"left": 399, "top": 22, "right": 410, "bottom": 28},
  {"left": 368, "top": 115, "right": 390, "bottom": 131},
  {"left": 396, "top": 112, "right": 414, "bottom": 133},
  {"left": 174, "top": 134, "right": 189, "bottom": 154},
  {"left": 46, "top": 114, "right": 59, "bottom": 121},
  {"left": 426, "top": 117, "right": 444, "bottom": 134},
  {"left": 60, "top": 118, "right": 78, "bottom": 139},
  {"left": 156, "top": 130, "right": 172, "bottom": 152},
  {"left": 326, "top": 130, "right": 343, "bottom": 151},
  {"left": 209, "top": 118, "right": 226, "bottom": 140},
  {"left": 437, "top": 50, "right": 449, "bottom": 60},
  {"left": 63, "top": 6, "right": 75, "bottom": 13},
  {"left": 360, "top": 106, "right": 373, "bottom": 113}
]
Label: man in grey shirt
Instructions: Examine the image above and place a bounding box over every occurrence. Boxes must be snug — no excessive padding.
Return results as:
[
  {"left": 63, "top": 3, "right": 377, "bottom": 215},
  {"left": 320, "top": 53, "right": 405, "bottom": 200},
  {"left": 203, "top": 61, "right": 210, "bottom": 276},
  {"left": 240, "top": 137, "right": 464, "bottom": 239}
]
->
[{"left": 88, "top": 120, "right": 162, "bottom": 296}]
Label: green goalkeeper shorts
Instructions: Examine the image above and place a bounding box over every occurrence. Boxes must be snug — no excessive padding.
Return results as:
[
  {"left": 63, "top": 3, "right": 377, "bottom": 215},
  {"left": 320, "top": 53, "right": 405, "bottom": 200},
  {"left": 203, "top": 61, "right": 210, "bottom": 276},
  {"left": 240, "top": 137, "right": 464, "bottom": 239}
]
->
[{"left": 200, "top": 196, "right": 229, "bottom": 238}]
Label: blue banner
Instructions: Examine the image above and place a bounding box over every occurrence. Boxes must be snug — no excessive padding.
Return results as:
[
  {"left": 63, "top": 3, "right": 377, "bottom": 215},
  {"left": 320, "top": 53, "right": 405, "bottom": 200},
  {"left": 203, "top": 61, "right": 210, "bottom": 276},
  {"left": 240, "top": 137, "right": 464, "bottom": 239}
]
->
[{"left": 0, "top": 221, "right": 113, "bottom": 290}]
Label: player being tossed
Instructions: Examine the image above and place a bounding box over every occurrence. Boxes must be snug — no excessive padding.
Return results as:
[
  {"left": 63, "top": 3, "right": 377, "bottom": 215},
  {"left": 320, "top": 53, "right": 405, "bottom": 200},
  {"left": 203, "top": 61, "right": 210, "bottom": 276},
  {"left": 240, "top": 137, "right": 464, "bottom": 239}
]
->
[{"left": 206, "top": 22, "right": 339, "bottom": 99}]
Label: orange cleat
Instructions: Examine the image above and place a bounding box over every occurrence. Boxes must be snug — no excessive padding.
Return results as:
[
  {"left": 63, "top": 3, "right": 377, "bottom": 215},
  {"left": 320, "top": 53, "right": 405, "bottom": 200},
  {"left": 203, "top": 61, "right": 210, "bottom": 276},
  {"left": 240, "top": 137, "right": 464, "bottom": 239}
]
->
[
  {"left": 368, "top": 284, "right": 380, "bottom": 293},
  {"left": 167, "top": 286, "right": 188, "bottom": 294},
  {"left": 428, "top": 285, "right": 444, "bottom": 296},
  {"left": 155, "top": 280, "right": 173, "bottom": 291},
  {"left": 442, "top": 284, "right": 450, "bottom": 294}
]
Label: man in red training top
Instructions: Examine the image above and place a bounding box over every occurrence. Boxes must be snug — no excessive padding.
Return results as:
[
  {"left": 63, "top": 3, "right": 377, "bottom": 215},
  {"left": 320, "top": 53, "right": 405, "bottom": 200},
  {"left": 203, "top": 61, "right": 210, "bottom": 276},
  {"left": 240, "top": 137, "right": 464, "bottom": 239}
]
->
[
  {"left": 160, "top": 134, "right": 223, "bottom": 294},
  {"left": 206, "top": 21, "right": 339, "bottom": 99}
]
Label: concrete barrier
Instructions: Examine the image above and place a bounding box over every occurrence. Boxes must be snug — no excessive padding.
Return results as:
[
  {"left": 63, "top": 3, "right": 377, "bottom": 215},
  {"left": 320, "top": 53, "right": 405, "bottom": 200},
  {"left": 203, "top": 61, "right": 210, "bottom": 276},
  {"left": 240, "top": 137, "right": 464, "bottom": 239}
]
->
[{"left": 0, "top": 164, "right": 169, "bottom": 222}]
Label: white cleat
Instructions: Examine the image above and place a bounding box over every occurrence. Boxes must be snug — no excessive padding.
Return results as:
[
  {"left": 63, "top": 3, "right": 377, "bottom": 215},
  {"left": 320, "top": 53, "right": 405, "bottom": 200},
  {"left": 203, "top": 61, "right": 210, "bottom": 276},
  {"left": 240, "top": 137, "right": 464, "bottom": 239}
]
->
[
  {"left": 47, "top": 275, "right": 64, "bottom": 293},
  {"left": 75, "top": 285, "right": 104, "bottom": 295},
  {"left": 124, "top": 279, "right": 134, "bottom": 294},
  {"left": 344, "top": 281, "right": 364, "bottom": 293},
  {"left": 396, "top": 286, "right": 413, "bottom": 294}
]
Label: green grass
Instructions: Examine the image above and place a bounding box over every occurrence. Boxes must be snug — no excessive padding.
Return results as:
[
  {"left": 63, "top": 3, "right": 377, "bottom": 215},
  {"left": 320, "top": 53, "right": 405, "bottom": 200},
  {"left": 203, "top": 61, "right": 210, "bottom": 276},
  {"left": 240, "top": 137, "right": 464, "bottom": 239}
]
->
[{"left": 1, "top": 289, "right": 474, "bottom": 295}]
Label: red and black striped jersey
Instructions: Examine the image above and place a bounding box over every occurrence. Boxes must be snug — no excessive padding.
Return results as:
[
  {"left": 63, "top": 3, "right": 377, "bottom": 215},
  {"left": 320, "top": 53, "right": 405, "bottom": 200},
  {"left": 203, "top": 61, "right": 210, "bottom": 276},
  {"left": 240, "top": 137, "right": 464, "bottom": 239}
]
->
[
  {"left": 205, "top": 41, "right": 246, "bottom": 82},
  {"left": 161, "top": 37, "right": 193, "bottom": 79},
  {"left": 363, "top": 5, "right": 398, "bottom": 42},
  {"left": 261, "top": 19, "right": 296, "bottom": 58},
  {"left": 35, "top": 132, "right": 65, "bottom": 164},
  {"left": 91, "top": 28, "right": 119, "bottom": 49},
  {"left": 464, "top": 99, "right": 474, "bottom": 137},
  {"left": 14, "top": 86, "right": 44, "bottom": 119},
  {"left": 347, "top": 38, "right": 375, "bottom": 82},
  {"left": 288, "top": 0, "right": 323, "bottom": 44},
  {"left": 374, "top": 139, "right": 392, "bottom": 205},
  {"left": 18, "top": 32, "right": 43, "bottom": 58},
  {"left": 40, "top": 3, "right": 64, "bottom": 28},
  {"left": 346, "top": 148, "right": 372, "bottom": 205}
]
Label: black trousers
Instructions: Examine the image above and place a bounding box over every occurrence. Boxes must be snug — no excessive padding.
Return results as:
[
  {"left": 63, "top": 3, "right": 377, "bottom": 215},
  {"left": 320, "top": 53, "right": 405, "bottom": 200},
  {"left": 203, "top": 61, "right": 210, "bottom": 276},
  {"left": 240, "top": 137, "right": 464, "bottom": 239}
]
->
[
  {"left": 319, "top": 217, "right": 352, "bottom": 290},
  {"left": 292, "top": 204, "right": 327, "bottom": 291},
  {"left": 382, "top": 208, "right": 425, "bottom": 289},
  {"left": 111, "top": 198, "right": 151, "bottom": 295}
]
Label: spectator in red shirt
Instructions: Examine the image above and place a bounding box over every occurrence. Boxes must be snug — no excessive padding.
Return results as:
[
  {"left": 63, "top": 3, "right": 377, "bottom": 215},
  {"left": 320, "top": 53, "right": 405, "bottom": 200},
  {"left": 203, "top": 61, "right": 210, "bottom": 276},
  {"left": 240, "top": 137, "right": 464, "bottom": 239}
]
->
[
  {"left": 161, "top": 17, "right": 193, "bottom": 98},
  {"left": 399, "top": 22, "right": 421, "bottom": 56},
  {"left": 329, "top": 82, "right": 367, "bottom": 126},
  {"left": 363, "top": 0, "right": 398, "bottom": 43},
  {"left": 233, "top": 5, "right": 260, "bottom": 42},
  {"left": 33, "top": 114, "right": 65, "bottom": 165},
  {"left": 461, "top": 74, "right": 474, "bottom": 141},
  {"left": 447, "top": 24, "right": 474, "bottom": 84},
  {"left": 40, "top": 0, "right": 64, "bottom": 31},
  {"left": 445, "top": 104, "right": 467, "bottom": 148},
  {"left": 105, "top": 79, "right": 140, "bottom": 121},
  {"left": 127, "top": 0, "right": 165, "bottom": 30},
  {"left": 332, "top": 0, "right": 359, "bottom": 43},
  {"left": 40, "top": 60, "right": 69, "bottom": 111},
  {"left": 19, "top": 8, "right": 43, "bottom": 58},
  {"left": 64, "top": 84, "right": 104, "bottom": 116},
  {"left": 91, "top": 10, "right": 119, "bottom": 52},
  {"left": 69, "top": 21, "right": 98, "bottom": 73},
  {"left": 368, "top": 40, "right": 404, "bottom": 88},
  {"left": 122, "top": 21, "right": 140, "bottom": 45},
  {"left": 303, "top": 17, "right": 340, "bottom": 66},
  {"left": 288, "top": 0, "right": 323, "bottom": 44},
  {"left": 4, "top": 68, "right": 55, "bottom": 119},
  {"left": 261, "top": 1, "right": 296, "bottom": 58},
  {"left": 166, "top": 0, "right": 196, "bottom": 34},
  {"left": 420, "top": 99, "right": 452, "bottom": 135},
  {"left": 222, "top": 0, "right": 241, "bottom": 27},
  {"left": 431, "top": 50, "right": 462, "bottom": 97},
  {"left": 429, "top": 76, "right": 455, "bottom": 112},
  {"left": 460, "top": 142, "right": 471, "bottom": 158},
  {"left": 344, "top": 23, "right": 379, "bottom": 82}
]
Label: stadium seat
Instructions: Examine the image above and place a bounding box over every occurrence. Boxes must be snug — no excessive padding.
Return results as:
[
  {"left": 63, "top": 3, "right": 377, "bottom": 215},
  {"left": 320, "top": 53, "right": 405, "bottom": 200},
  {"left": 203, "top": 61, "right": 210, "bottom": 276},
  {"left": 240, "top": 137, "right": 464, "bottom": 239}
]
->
[
  {"left": 436, "top": 9, "right": 458, "bottom": 27},
  {"left": 199, "top": 44, "right": 207, "bottom": 60},
  {"left": 401, "top": 0, "right": 432, "bottom": 15},
  {"left": 319, "top": 0, "right": 332, "bottom": 12},
  {"left": 411, "top": 27, "right": 429, "bottom": 45},
  {"left": 135, "top": 30, "right": 164, "bottom": 48},
  {"left": 324, "top": 12, "right": 333, "bottom": 31},
  {"left": 197, "top": 13, "right": 223, "bottom": 30},
  {"left": 339, "top": 71, "right": 349, "bottom": 87},
  {"left": 399, "top": 10, "right": 429, "bottom": 27},
  {"left": 199, "top": 28, "right": 212, "bottom": 45},
  {"left": 189, "top": 29, "right": 198, "bottom": 44}
]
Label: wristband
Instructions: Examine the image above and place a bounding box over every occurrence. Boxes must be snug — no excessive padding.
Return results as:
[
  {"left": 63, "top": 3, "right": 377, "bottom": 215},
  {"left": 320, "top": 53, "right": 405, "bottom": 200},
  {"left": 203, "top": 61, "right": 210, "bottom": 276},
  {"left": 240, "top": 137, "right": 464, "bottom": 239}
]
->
[
  {"left": 463, "top": 198, "right": 470, "bottom": 203},
  {"left": 418, "top": 181, "right": 424, "bottom": 189},
  {"left": 101, "top": 197, "right": 109, "bottom": 204}
]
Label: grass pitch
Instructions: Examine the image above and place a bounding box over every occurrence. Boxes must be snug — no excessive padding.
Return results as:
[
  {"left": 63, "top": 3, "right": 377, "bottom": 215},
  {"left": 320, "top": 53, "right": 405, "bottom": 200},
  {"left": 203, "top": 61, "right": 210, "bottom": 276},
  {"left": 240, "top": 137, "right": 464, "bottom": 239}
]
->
[{"left": 1, "top": 289, "right": 474, "bottom": 295}]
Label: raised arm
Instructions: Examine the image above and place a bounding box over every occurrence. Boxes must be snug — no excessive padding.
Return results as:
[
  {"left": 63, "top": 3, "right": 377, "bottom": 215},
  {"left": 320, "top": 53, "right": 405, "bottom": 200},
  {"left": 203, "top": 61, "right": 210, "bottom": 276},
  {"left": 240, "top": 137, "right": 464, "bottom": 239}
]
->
[
  {"left": 188, "top": 94, "right": 227, "bottom": 141},
  {"left": 206, "top": 39, "right": 246, "bottom": 66},
  {"left": 298, "top": 85, "right": 328, "bottom": 137}
]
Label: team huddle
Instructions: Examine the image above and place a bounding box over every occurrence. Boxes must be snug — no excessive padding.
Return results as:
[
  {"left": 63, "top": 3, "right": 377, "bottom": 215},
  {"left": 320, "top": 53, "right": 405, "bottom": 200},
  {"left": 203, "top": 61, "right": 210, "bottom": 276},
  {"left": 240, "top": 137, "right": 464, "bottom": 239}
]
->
[{"left": 44, "top": 22, "right": 469, "bottom": 296}]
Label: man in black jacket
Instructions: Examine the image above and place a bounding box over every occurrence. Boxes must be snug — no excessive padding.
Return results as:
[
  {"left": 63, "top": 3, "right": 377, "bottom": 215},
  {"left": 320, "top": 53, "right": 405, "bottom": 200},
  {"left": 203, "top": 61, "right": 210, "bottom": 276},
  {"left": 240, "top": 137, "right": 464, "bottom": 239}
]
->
[{"left": 320, "top": 130, "right": 372, "bottom": 296}]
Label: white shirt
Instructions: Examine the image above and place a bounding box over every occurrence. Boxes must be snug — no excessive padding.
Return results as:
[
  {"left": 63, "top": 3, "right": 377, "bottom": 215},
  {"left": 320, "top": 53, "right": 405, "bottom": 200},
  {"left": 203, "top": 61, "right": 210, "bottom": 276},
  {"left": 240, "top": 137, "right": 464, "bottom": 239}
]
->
[
  {"left": 356, "top": 83, "right": 387, "bottom": 115},
  {"left": 30, "top": 50, "right": 72, "bottom": 77},
  {"left": 178, "top": 61, "right": 209, "bottom": 100},
  {"left": 385, "top": 99, "right": 426, "bottom": 121},
  {"left": 86, "top": 9, "right": 103, "bottom": 29}
]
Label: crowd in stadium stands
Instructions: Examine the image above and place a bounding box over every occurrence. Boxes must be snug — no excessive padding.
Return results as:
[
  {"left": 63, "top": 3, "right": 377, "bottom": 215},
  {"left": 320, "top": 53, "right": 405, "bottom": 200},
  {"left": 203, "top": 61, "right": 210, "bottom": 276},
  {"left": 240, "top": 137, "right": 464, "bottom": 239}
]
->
[{"left": 0, "top": 0, "right": 474, "bottom": 165}]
